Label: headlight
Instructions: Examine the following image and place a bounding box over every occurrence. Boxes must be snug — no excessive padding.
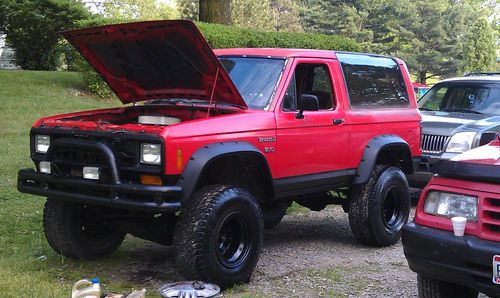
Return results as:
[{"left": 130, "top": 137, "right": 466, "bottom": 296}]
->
[
  {"left": 140, "top": 143, "right": 161, "bottom": 165},
  {"left": 35, "top": 135, "right": 50, "bottom": 153},
  {"left": 445, "top": 132, "right": 476, "bottom": 153},
  {"left": 423, "top": 191, "right": 478, "bottom": 221}
]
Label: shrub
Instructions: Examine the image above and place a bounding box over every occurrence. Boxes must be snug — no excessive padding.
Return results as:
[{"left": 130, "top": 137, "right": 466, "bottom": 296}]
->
[
  {"left": 1, "top": 0, "right": 91, "bottom": 70},
  {"left": 74, "top": 19, "right": 361, "bottom": 98}
]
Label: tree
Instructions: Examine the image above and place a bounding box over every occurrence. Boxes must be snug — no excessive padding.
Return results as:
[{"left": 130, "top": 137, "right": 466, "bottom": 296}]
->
[
  {"left": 462, "top": 18, "right": 497, "bottom": 73},
  {"left": 199, "top": 0, "right": 232, "bottom": 24},
  {"left": 232, "top": 0, "right": 274, "bottom": 31},
  {"left": 2, "top": 0, "right": 91, "bottom": 70},
  {"left": 177, "top": 0, "right": 199, "bottom": 20},
  {"left": 298, "top": 0, "right": 497, "bottom": 84},
  {"left": 103, "top": 0, "right": 178, "bottom": 20},
  {"left": 270, "top": 0, "right": 303, "bottom": 32}
]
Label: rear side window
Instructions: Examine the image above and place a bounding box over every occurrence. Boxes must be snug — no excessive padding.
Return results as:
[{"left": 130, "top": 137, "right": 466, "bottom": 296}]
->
[{"left": 337, "top": 53, "right": 409, "bottom": 109}]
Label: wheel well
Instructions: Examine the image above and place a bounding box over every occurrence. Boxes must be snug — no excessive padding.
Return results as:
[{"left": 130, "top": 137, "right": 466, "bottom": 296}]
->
[
  {"left": 195, "top": 153, "right": 275, "bottom": 201},
  {"left": 376, "top": 144, "right": 413, "bottom": 174}
]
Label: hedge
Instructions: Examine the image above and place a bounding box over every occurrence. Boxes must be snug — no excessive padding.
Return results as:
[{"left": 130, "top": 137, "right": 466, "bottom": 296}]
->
[{"left": 72, "top": 19, "right": 361, "bottom": 98}]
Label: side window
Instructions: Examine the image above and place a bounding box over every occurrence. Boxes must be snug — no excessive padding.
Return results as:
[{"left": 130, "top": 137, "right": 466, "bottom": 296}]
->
[
  {"left": 282, "top": 63, "right": 335, "bottom": 111},
  {"left": 283, "top": 74, "right": 297, "bottom": 110},
  {"left": 420, "top": 86, "right": 448, "bottom": 110},
  {"left": 337, "top": 53, "right": 409, "bottom": 109}
]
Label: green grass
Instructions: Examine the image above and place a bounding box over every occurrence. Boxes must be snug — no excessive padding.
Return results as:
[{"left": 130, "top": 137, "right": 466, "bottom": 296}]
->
[{"left": 0, "top": 70, "right": 120, "bottom": 297}]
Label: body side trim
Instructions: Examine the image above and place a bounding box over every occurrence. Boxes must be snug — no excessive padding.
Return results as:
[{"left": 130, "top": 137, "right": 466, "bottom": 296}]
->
[{"left": 274, "top": 169, "right": 356, "bottom": 199}]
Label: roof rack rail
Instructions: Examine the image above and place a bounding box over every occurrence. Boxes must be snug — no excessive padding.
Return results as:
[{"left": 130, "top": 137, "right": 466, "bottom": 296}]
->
[{"left": 463, "top": 72, "right": 500, "bottom": 77}]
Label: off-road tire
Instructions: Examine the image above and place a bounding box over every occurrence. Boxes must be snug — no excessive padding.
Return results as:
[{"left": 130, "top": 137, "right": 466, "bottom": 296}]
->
[
  {"left": 174, "top": 185, "right": 263, "bottom": 288},
  {"left": 348, "top": 166, "right": 410, "bottom": 246},
  {"left": 43, "top": 198, "right": 126, "bottom": 259},
  {"left": 261, "top": 201, "right": 288, "bottom": 229},
  {"left": 417, "top": 274, "right": 479, "bottom": 298}
]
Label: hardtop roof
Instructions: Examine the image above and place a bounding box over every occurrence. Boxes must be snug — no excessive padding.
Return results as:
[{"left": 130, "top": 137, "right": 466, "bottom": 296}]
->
[{"left": 214, "top": 48, "right": 400, "bottom": 61}]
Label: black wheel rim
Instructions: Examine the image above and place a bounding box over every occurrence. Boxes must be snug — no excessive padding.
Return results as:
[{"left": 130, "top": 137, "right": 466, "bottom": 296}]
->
[
  {"left": 381, "top": 186, "right": 405, "bottom": 231},
  {"left": 216, "top": 211, "right": 252, "bottom": 269}
]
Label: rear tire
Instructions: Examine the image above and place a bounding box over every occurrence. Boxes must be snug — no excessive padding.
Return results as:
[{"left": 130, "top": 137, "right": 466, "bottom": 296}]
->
[
  {"left": 43, "top": 198, "right": 126, "bottom": 259},
  {"left": 417, "top": 274, "right": 478, "bottom": 298},
  {"left": 174, "top": 185, "right": 263, "bottom": 288},
  {"left": 348, "top": 166, "right": 410, "bottom": 246}
]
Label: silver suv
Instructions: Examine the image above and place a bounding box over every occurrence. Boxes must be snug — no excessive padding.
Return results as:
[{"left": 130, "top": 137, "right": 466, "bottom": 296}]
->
[{"left": 409, "top": 73, "right": 500, "bottom": 188}]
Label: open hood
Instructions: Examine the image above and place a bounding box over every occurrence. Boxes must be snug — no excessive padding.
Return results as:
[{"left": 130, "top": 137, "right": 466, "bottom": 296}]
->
[{"left": 62, "top": 20, "right": 247, "bottom": 108}]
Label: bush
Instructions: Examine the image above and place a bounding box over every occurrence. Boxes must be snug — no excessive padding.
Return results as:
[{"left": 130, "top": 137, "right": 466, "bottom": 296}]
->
[
  {"left": 197, "top": 22, "right": 361, "bottom": 51},
  {"left": 74, "top": 19, "right": 361, "bottom": 98},
  {"left": 1, "top": 0, "right": 91, "bottom": 70}
]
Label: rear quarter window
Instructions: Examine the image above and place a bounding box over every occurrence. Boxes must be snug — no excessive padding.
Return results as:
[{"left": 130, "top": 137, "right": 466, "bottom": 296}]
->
[{"left": 337, "top": 53, "right": 409, "bottom": 109}]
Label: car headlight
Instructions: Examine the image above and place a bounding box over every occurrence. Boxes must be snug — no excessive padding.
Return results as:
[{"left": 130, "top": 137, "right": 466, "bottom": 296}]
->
[
  {"left": 140, "top": 143, "right": 161, "bottom": 165},
  {"left": 35, "top": 135, "right": 50, "bottom": 153},
  {"left": 423, "top": 191, "right": 478, "bottom": 221},
  {"left": 445, "top": 132, "right": 476, "bottom": 153}
]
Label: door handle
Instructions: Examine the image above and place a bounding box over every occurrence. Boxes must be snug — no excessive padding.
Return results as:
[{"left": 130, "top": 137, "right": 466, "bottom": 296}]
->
[{"left": 333, "top": 118, "right": 344, "bottom": 125}]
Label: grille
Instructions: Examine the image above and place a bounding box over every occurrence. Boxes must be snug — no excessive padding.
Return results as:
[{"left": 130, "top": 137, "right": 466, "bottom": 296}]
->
[
  {"left": 50, "top": 135, "right": 138, "bottom": 167},
  {"left": 482, "top": 197, "right": 500, "bottom": 240},
  {"left": 421, "top": 134, "right": 450, "bottom": 154}
]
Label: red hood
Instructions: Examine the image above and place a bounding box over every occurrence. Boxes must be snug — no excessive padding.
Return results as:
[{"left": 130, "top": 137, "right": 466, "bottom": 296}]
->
[{"left": 62, "top": 20, "right": 247, "bottom": 108}]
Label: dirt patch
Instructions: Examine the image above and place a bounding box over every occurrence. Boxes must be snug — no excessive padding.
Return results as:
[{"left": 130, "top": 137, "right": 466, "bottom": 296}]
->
[{"left": 105, "top": 205, "right": 419, "bottom": 297}]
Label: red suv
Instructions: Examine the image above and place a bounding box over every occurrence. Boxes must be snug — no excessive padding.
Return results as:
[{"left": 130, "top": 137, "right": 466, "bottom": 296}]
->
[
  {"left": 17, "top": 20, "right": 421, "bottom": 287},
  {"left": 403, "top": 136, "right": 500, "bottom": 297}
]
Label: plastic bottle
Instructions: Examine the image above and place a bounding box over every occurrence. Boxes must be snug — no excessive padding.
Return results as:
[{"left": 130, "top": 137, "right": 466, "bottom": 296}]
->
[{"left": 71, "top": 278, "right": 101, "bottom": 298}]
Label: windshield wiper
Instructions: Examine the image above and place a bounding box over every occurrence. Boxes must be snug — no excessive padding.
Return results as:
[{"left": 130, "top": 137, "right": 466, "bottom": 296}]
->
[
  {"left": 441, "top": 108, "right": 484, "bottom": 114},
  {"left": 418, "top": 107, "right": 434, "bottom": 111}
]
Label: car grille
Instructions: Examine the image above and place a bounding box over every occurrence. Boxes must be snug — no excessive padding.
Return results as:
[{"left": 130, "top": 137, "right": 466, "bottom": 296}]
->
[
  {"left": 421, "top": 134, "right": 450, "bottom": 154},
  {"left": 481, "top": 196, "right": 500, "bottom": 240},
  {"left": 51, "top": 135, "right": 138, "bottom": 167}
]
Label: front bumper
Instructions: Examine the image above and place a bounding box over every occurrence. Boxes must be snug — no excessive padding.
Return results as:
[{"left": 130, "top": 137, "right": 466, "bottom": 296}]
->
[
  {"left": 408, "top": 153, "right": 459, "bottom": 188},
  {"left": 403, "top": 222, "right": 500, "bottom": 297},
  {"left": 18, "top": 169, "right": 182, "bottom": 212}
]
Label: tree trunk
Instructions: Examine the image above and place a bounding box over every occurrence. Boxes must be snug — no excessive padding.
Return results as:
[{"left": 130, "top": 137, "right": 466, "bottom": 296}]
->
[
  {"left": 418, "top": 71, "right": 427, "bottom": 85},
  {"left": 199, "top": 0, "right": 231, "bottom": 25}
]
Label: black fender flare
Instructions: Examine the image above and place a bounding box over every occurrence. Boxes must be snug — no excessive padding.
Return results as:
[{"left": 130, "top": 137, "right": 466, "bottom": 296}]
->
[
  {"left": 353, "top": 135, "right": 413, "bottom": 185},
  {"left": 177, "top": 141, "right": 274, "bottom": 204}
]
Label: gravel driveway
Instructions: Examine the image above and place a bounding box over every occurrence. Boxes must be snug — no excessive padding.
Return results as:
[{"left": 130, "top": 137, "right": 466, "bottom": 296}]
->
[
  {"left": 106, "top": 196, "right": 489, "bottom": 297},
  {"left": 110, "top": 205, "right": 419, "bottom": 297},
  {"left": 228, "top": 205, "right": 419, "bottom": 297}
]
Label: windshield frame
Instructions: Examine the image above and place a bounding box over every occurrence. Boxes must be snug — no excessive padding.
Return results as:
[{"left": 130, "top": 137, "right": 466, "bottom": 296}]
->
[
  {"left": 418, "top": 82, "right": 500, "bottom": 116},
  {"left": 218, "top": 55, "right": 287, "bottom": 111}
]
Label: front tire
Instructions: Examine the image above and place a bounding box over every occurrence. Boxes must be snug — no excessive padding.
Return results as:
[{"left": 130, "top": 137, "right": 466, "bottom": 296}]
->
[
  {"left": 43, "top": 198, "right": 126, "bottom": 259},
  {"left": 348, "top": 166, "right": 410, "bottom": 246},
  {"left": 174, "top": 185, "right": 263, "bottom": 288},
  {"left": 417, "top": 274, "right": 478, "bottom": 298}
]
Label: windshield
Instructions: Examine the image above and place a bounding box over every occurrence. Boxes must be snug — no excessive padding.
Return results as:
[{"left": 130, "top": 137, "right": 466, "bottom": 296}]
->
[
  {"left": 219, "top": 57, "right": 285, "bottom": 110},
  {"left": 418, "top": 84, "right": 500, "bottom": 115}
]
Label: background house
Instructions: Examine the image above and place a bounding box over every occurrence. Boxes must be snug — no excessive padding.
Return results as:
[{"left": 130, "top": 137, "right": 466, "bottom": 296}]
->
[{"left": 0, "top": 32, "right": 18, "bottom": 69}]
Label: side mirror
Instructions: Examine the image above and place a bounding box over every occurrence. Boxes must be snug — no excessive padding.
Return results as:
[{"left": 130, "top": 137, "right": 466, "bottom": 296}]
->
[{"left": 296, "top": 94, "right": 319, "bottom": 119}]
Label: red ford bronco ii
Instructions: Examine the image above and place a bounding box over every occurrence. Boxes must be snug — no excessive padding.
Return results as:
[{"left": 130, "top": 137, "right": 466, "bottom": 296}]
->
[
  {"left": 403, "top": 136, "right": 500, "bottom": 297},
  {"left": 18, "top": 20, "right": 421, "bottom": 287}
]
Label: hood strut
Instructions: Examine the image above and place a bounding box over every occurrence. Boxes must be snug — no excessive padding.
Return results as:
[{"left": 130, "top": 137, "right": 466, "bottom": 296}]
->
[{"left": 207, "top": 67, "right": 220, "bottom": 118}]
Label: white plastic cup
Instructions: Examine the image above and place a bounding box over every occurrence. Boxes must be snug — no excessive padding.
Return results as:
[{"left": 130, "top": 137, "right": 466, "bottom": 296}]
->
[{"left": 451, "top": 216, "right": 467, "bottom": 236}]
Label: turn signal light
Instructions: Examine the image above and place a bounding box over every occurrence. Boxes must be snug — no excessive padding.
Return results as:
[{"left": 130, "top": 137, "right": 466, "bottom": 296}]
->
[{"left": 140, "top": 175, "right": 162, "bottom": 185}]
